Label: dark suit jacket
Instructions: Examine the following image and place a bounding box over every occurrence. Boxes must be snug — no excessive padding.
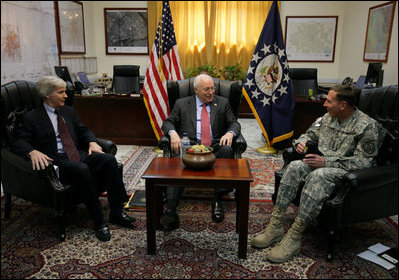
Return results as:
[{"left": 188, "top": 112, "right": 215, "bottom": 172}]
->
[
  {"left": 11, "top": 104, "right": 97, "bottom": 159},
  {"left": 161, "top": 95, "right": 241, "bottom": 144}
]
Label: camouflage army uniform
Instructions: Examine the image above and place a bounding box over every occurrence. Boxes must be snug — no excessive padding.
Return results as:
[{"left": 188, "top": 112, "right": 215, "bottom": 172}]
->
[{"left": 277, "top": 109, "right": 385, "bottom": 223}]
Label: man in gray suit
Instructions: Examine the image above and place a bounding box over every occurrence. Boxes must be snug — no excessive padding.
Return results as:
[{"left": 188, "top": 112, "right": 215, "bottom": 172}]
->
[{"left": 160, "top": 74, "right": 241, "bottom": 230}]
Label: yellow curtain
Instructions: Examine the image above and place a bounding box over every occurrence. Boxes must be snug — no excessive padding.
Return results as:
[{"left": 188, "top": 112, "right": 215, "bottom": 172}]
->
[{"left": 148, "top": 1, "right": 275, "bottom": 75}]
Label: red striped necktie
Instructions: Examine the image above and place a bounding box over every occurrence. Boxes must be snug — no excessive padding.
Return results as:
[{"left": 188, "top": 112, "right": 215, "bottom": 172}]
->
[
  {"left": 55, "top": 109, "right": 80, "bottom": 162},
  {"left": 201, "top": 103, "right": 211, "bottom": 146}
]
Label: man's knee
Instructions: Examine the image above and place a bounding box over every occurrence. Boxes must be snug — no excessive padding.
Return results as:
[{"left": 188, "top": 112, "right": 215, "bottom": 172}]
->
[{"left": 215, "top": 145, "right": 234, "bottom": 158}]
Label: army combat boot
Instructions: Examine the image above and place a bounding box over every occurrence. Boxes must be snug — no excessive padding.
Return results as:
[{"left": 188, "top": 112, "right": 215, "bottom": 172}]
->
[
  {"left": 251, "top": 206, "right": 285, "bottom": 249},
  {"left": 267, "top": 216, "right": 307, "bottom": 263}
]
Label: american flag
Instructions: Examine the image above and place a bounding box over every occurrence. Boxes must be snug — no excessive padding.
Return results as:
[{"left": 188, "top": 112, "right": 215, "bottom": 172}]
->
[{"left": 142, "top": 0, "right": 184, "bottom": 140}]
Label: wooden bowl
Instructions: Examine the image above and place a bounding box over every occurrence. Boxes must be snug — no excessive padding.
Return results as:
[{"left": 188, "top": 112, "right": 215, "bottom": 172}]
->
[{"left": 182, "top": 147, "right": 216, "bottom": 169}]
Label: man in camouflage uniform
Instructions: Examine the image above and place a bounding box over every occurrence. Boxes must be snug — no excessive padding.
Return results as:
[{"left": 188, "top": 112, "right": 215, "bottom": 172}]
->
[{"left": 252, "top": 85, "right": 385, "bottom": 263}]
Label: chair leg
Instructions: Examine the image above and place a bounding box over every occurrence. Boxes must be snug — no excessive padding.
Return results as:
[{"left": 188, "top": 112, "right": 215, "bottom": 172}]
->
[
  {"left": 57, "top": 211, "right": 67, "bottom": 241},
  {"left": 327, "top": 229, "right": 336, "bottom": 262},
  {"left": 4, "top": 193, "right": 11, "bottom": 219}
]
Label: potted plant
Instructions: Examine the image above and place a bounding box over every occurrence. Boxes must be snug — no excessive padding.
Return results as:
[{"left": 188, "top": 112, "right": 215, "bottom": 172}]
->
[
  {"left": 220, "top": 63, "right": 246, "bottom": 81},
  {"left": 185, "top": 64, "right": 221, "bottom": 78}
]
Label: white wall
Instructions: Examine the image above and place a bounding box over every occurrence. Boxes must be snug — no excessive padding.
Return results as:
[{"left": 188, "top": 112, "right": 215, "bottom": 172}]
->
[
  {"left": 82, "top": 1, "right": 149, "bottom": 79},
  {"left": 339, "top": 1, "right": 398, "bottom": 86},
  {"left": 82, "top": 1, "right": 398, "bottom": 86}
]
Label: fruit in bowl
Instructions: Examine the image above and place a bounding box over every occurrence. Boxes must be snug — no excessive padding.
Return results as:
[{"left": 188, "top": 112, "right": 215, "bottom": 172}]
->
[
  {"left": 185, "top": 144, "right": 211, "bottom": 153},
  {"left": 182, "top": 145, "right": 216, "bottom": 169}
]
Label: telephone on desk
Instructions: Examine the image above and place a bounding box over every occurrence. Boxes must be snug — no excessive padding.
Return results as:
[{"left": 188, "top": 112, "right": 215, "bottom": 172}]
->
[{"left": 74, "top": 81, "right": 88, "bottom": 91}]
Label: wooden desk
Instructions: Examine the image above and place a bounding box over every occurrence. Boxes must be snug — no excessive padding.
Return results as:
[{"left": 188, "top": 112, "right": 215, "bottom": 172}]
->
[
  {"left": 73, "top": 95, "right": 158, "bottom": 145},
  {"left": 142, "top": 157, "right": 254, "bottom": 259}
]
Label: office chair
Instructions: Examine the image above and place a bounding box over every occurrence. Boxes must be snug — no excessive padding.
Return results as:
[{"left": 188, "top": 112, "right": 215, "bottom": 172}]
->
[
  {"left": 289, "top": 68, "right": 319, "bottom": 97},
  {"left": 272, "top": 85, "right": 398, "bottom": 261},
  {"left": 1, "top": 80, "right": 122, "bottom": 240},
  {"left": 111, "top": 65, "right": 140, "bottom": 94}
]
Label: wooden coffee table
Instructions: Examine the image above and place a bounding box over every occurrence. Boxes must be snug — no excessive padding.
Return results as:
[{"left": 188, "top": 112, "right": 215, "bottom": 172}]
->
[{"left": 142, "top": 157, "right": 254, "bottom": 259}]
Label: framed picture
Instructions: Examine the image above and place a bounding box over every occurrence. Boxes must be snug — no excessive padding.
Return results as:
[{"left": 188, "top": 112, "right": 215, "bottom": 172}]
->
[
  {"left": 363, "top": 1, "right": 396, "bottom": 62},
  {"left": 104, "top": 8, "right": 149, "bottom": 55},
  {"left": 285, "top": 16, "right": 338, "bottom": 62},
  {"left": 55, "top": 1, "right": 86, "bottom": 54}
]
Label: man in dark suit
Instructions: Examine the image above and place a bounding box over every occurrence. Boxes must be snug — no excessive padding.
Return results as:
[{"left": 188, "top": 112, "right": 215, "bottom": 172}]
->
[
  {"left": 10, "top": 76, "right": 136, "bottom": 241},
  {"left": 160, "top": 74, "right": 241, "bottom": 230}
]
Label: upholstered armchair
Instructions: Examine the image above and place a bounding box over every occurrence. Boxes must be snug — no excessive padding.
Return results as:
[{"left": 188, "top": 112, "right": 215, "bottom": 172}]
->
[
  {"left": 111, "top": 65, "right": 140, "bottom": 94},
  {"left": 158, "top": 77, "right": 247, "bottom": 158},
  {"left": 273, "top": 85, "right": 398, "bottom": 261},
  {"left": 1, "top": 80, "right": 121, "bottom": 240}
]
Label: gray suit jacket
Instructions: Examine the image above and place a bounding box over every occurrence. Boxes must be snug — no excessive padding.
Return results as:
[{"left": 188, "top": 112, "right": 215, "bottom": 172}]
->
[{"left": 161, "top": 95, "right": 241, "bottom": 144}]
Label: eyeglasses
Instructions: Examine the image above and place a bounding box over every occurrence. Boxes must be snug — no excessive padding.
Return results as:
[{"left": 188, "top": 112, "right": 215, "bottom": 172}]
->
[{"left": 201, "top": 87, "right": 214, "bottom": 92}]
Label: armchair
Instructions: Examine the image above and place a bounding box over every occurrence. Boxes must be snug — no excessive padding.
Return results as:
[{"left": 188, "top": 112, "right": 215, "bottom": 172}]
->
[
  {"left": 1, "top": 80, "right": 121, "bottom": 240},
  {"left": 273, "top": 85, "right": 398, "bottom": 260},
  {"left": 111, "top": 65, "right": 140, "bottom": 94},
  {"left": 158, "top": 77, "right": 247, "bottom": 158},
  {"left": 289, "top": 68, "right": 319, "bottom": 97}
]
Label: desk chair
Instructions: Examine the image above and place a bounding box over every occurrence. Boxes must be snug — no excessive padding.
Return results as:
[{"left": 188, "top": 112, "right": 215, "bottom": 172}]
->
[
  {"left": 111, "top": 65, "right": 140, "bottom": 94},
  {"left": 289, "top": 68, "right": 319, "bottom": 97}
]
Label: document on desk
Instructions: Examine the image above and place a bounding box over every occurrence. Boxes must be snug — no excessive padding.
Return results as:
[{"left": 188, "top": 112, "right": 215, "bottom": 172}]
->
[{"left": 357, "top": 243, "right": 395, "bottom": 270}]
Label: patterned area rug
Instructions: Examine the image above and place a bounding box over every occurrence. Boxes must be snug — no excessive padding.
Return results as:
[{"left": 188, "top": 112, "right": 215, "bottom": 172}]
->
[
  {"left": 122, "top": 146, "right": 284, "bottom": 201},
  {"left": 1, "top": 197, "right": 397, "bottom": 279}
]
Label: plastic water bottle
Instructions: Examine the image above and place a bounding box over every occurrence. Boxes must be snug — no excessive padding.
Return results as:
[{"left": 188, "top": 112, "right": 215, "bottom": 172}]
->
[{"left": 180, "top": 133, "right": 190, "bottom": 158}]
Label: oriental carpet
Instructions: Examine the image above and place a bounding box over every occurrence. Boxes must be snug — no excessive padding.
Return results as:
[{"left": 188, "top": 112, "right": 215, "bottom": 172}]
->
[{"left": 1, "top": 146, "right": 397, "bottom": 279}]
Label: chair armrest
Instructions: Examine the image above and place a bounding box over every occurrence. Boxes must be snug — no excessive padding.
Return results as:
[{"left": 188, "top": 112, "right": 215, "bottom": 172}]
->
[
  {"left": 158, "top": 135, "right": 171, "bottom": 157},
  {"left": 233, "top": 134, "right": 247, "bottom": 159},
  {"left": 325, "top": 163, "right": 398, "bottom": 207},
  {"left": 1, "top": 148, "right": 68, "bottom": 192},
  {"left": 97, "top": 138, "right": 117, "bottom": 155}
]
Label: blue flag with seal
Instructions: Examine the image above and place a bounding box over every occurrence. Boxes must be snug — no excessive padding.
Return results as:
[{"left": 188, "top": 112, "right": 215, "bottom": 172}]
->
[{"left": 242, "top": 1, "right": 295, "bottom": 148}]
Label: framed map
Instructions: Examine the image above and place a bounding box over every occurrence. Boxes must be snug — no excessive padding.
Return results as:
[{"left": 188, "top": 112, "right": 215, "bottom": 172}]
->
[
  {"left": 285, "top": 16, "right": 338, "bottom": 62},
  {"left": 1, "top": 1, "right": 59, "bottom": 84},
  {"left": 363, "top": 1, "right": 396, "bottom": 62},
  {"left": 55, "top": 1, "right": 86, "bottom": 54},
  {"left": 104, "top": 8, "right": 148, "bottom": 55}
]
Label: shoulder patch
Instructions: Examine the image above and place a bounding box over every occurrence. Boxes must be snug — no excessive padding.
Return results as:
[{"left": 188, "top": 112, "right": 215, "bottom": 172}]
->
[{"left": 362, "top": 139, "right": 376, "bottom": 154}]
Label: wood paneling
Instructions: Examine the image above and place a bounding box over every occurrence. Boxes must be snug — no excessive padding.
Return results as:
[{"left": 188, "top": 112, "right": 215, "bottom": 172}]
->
[{"left": 73, "top": 95, "right": 158, "bottom": 145}]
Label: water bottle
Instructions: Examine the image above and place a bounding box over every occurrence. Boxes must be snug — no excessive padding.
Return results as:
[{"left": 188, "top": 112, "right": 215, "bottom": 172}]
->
[{"left": 180, "top": 133, "right": 191, "bottom": 158}]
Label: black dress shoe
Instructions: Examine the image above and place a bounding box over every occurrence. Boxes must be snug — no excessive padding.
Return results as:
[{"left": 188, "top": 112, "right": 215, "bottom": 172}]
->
[
  {"left": 95, "top": 225, "right": 111, "bottom": 241},
  {"left": 160, "top": 209, "right": 180, "bottom": 231},
  {"left": 212, "top": 201, "right": 225, "bottom": 223},
  {"left": 109, "top": 212, "right": 136, "bottom": 229}
]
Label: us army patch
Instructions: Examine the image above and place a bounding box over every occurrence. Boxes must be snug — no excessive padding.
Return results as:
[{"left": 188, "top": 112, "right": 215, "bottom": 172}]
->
[{"left": 362, "top": 140, "right": 376, "bottom": 154}]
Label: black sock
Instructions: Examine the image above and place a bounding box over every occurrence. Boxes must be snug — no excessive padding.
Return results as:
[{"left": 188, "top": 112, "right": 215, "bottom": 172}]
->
[
  {"left": 110, "top": 207, "right": 122, "bottom": 217},
  {"left": 166, "top": 199, "right": 178, "bottom": 214}
]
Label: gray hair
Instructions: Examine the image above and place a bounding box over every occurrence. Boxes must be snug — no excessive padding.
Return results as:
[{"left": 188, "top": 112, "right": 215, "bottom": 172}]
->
[
  {"left": 193, "top": 74, "right": 213, "bottom": 90},
  {"left": 37, "top": 76, "right": 66, "bottom": 100}
]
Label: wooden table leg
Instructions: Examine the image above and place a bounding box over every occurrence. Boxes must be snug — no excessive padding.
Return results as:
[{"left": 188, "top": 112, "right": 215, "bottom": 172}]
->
[
  {"left": 238, "top": 183, "right": 250, "bottom": 259},
  {"left": 235, "top": 188, "right": 240, "bottom": 233},
  {"left": 145, "top": 180, "right": 156, "bottom": 255}
]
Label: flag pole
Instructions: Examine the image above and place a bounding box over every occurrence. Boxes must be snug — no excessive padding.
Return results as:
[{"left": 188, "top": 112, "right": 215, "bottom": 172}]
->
[{"left": 241, "top": 1, "right": 294, "bottom": 155}]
